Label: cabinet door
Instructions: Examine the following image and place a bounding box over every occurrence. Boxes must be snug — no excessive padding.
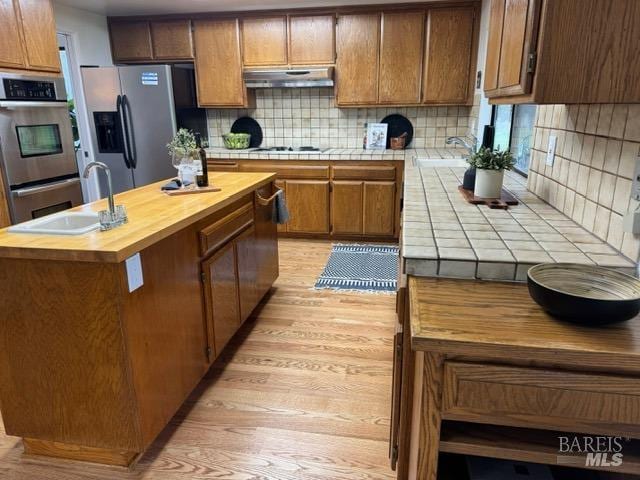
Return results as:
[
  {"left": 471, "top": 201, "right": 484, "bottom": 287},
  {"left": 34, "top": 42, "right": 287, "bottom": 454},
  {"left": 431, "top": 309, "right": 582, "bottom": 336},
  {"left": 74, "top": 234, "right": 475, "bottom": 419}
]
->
[
  {"left": 483, "top": 0, "right": 505, "bottom": 92},
  {"left": 335, "top": 13, "right": 379, "bottom": 105},
  {"left": 0, "top": 0, "right": 26, "bottom": 69},
  {"left": 331, "top": 181, "right": 363, "bottom": 235},
  {"left": 497, "top": 0, "right": 540, "bottom": 95},
  {"left": 285, "top": 180, "right": 330, "bottom": 234},
  {"left": 364, "top": 181, "right": 396, "bottom": 236},
  {"left": 242, "top": 16, "right": 287, "bottom": 66},
  {"left": 202, "top": 243, "right": 240, "bottom": 361},
  {"left": 288, "top": 14, "right": 335, "bottom": 65},
  {"left": 109, "top": 21, "right": 153, "bottom": 62},
  {"left": 423, "top": 7, "right": 476, "bottom": 104},
  {"left": 16, "top": 0, "right": 60, "bottom": 71},
  {"left": 193, "top": 19, "right": 247, "bottom": 107},
  {"left": 378, "top": 11, "right": 424, "bottom": 104},
  {"left": 236, "top": 226, "right": 259, "bottom": 324},
  {"left": 151, "top": 20, "right": 193, "bottom": 60}
]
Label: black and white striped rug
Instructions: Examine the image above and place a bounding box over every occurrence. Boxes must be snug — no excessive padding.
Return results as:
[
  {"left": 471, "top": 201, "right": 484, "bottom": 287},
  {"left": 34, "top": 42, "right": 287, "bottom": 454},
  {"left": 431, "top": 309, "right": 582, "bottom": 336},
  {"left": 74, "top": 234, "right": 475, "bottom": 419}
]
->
[{"left": 314, "top": 244, "right": 399, "bottom": 293}]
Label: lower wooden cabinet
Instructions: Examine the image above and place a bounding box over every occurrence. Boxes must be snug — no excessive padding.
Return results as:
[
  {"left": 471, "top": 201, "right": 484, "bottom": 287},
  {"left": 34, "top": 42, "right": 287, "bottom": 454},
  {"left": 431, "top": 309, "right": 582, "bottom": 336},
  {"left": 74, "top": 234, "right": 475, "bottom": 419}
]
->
[
  {"left": 332, "top": 181, "right": 364, "bottom": 234},
  {"left": 284, "top": 180, "right": 331, "bottom": 234},
  {"left": 236, "top": 225, "right": 259, "bottom": 323},
  {"left": 202, "top": 242, "right": 240, "bottom": 359},
  {"left": 364, "top": 181, "right": 396, "bottom": 236}
]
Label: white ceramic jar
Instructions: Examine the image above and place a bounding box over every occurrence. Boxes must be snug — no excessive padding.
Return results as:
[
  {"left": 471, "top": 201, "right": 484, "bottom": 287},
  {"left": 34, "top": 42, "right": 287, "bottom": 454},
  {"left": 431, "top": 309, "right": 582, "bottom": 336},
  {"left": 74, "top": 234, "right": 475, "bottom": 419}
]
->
[{"left": 474, "top": 169, "right": 504, "bottom": 198}]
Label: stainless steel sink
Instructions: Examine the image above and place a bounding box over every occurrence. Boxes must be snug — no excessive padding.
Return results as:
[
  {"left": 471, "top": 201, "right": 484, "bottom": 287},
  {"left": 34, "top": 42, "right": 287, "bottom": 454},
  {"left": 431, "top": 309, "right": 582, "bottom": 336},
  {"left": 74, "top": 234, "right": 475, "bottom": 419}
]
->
[
  {"left": 413, "top": 157, "right": 468, "bottom": 168},
  {"left": 7, "top": 212, "right": 100, "bottom": 235}
]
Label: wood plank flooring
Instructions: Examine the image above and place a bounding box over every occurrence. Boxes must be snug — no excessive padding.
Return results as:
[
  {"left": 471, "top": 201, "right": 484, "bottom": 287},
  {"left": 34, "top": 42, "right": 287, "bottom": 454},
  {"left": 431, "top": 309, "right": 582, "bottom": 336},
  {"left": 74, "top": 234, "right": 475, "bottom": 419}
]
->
[{"left": 0, "top": 239, "right": 397, "bottom": 479}]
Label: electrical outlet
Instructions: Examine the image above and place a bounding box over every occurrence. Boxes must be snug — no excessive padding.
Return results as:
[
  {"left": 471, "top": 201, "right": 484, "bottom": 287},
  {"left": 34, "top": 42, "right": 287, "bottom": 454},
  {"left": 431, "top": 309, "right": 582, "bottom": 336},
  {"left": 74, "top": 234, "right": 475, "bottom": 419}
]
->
[
  {"left": 546, "top": 135, "right": 557, "bottom": 166},
  {"left": 126, "top": 253, "right": 144, "bottom": 292},
  {"left": 631, "top": 158, "right": 640, "bottom": 201}
]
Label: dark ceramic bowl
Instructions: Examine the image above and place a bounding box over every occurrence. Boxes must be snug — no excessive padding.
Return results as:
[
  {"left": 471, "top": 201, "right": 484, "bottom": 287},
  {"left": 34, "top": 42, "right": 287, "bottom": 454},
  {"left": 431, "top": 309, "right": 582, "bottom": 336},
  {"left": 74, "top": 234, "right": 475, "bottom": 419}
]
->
[{"left": 527, "top": 263, "right": 640, "bottom": 325}]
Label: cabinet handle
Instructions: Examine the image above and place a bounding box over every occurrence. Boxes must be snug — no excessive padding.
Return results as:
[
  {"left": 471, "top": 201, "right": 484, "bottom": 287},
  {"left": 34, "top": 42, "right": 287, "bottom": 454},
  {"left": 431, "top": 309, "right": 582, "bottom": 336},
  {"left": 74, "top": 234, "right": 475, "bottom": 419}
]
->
[{"left": 256, "top": 188, "right": 283, "bottom": 206}]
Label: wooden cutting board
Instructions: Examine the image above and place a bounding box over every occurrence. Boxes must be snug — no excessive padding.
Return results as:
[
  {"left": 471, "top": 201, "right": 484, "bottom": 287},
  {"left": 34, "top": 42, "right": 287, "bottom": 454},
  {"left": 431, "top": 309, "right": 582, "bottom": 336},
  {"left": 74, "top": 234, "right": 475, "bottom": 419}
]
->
[
  {"left": 164, "top": 186, "right": 222, "bottom": 196},
  {"left": 458, "top": 186, "right": 519, "bottom": 209}
]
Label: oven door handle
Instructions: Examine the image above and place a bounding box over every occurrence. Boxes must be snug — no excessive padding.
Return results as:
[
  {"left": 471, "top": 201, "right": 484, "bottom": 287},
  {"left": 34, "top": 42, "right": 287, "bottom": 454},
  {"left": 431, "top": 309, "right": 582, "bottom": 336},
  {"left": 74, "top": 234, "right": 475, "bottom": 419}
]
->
[
  {"left": 12, "top": 178, "right": 81, "bottom": 197},
  {"left": 0, "top": 101, "right": 67, "bottom": 109},
  {"left": 116, "top": 94, "right": 132, "bottom": 169}
]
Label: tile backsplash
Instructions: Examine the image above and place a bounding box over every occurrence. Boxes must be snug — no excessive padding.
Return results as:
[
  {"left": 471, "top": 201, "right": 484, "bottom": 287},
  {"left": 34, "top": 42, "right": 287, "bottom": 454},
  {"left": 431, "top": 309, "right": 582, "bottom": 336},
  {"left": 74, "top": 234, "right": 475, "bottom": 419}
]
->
[
  {"left": 528, "top": 104, "right": 640, "bottom": 261},
  {"left": 207, "top": 88, "right": 480, "bottom": 149}
]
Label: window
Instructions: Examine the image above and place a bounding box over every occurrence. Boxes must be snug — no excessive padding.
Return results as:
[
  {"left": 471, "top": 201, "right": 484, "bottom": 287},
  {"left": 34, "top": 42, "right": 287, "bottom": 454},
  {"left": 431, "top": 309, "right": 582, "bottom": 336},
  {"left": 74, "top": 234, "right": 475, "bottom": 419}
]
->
[{"left": 491, "top": 104, "right": 536, "bottom": 175}]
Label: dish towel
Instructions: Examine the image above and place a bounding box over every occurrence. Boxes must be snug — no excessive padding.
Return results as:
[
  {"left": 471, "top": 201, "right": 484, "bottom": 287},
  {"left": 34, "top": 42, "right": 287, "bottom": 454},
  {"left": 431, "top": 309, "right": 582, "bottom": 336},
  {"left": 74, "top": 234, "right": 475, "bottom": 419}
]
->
[{"left": 272, "top": 190, "right": 289, "bottom": 224}]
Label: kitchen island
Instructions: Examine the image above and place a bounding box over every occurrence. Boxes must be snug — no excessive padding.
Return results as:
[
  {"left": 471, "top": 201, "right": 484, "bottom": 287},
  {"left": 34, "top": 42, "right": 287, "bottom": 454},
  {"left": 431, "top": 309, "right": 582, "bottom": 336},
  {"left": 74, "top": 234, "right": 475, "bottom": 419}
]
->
[{"left": 0, "top": 172, "right": 279, "bottom": 466}]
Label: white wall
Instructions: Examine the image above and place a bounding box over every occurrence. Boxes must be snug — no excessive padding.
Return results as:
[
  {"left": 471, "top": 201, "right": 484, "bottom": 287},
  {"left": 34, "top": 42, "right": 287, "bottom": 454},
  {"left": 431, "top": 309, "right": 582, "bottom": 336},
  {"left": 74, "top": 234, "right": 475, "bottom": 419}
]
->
[
  {"left": 54, "top": 3, "right": 113, "bottom": 201},
  {"left": 53, "top": 3, "right": 112, "bottom": 66},
  {"left": 474, "top": 0, "right": 493, "bottom": 144}
]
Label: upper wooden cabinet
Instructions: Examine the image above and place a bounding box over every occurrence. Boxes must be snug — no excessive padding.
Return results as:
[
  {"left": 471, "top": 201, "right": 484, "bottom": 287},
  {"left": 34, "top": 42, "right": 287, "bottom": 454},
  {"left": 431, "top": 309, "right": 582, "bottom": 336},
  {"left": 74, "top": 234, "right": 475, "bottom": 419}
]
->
[
  {"left": 241, "top": 16, "right": 288, "bottom": 66},
  {"left": 423, "top": 7, "right": 477, "bottom": 104},
  {"left": 378, "top": 11, "right": 425, "bottom": 104},
  {"left": 484, "top": 0, "right": 640, "bottom": 103},
  {"left": 0, "top": 0, "right": 60, "bottom": 73},
  {"left": 288, "top": 14, "right": 335, "bottom": 65},
  {"left": 110, "top": 20, "right": 193, "bottom": 62},
  {"left": 109, "top": 21, "right": 153, "bottom": 62},
  {"left": 193, "top": 19, "right": 251, "bottom": 108},
  {"left": 335, "top": 13, "right": 380, "bottom": 106},
  {"left": 150, "top": 20, "right": 193, "bottom": 60},
  {"left": 336, "top": 6, "right": 478, "bottom": 106}
]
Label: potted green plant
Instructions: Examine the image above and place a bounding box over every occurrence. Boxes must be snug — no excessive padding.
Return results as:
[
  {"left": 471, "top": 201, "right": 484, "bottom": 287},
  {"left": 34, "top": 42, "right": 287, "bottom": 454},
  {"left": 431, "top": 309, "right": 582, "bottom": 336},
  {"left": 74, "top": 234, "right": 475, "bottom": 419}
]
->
[
  {"left": 467, "top": 147, "right": 515, "bottom": 198},
  {"left": 167, "top": 129, "right": 198, "bottom": 185}
]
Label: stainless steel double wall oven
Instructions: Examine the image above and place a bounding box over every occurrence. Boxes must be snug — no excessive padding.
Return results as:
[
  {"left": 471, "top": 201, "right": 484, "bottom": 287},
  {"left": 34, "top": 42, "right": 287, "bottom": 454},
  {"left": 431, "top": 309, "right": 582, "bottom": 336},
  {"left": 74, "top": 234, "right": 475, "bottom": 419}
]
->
[{"left": 0, "top": 73, "right": 82, "bottom": 224}]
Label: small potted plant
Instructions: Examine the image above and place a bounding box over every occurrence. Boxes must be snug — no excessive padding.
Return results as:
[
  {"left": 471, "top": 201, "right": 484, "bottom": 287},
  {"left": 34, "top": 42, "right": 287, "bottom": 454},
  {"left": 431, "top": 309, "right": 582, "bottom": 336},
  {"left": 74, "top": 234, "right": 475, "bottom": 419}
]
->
[
  {"left": 467, "top": 147, "right": 515, "bottom": 198},
  {"left": 167, "top": 128, "right": 198, "bottom": 185}
]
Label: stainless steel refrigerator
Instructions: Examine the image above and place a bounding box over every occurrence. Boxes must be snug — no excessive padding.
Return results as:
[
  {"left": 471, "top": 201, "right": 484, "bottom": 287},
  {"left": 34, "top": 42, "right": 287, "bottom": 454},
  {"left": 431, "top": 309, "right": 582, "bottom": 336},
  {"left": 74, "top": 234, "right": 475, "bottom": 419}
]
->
[{"left": 81, "top": 65, "right": 178, "bottom": 195}]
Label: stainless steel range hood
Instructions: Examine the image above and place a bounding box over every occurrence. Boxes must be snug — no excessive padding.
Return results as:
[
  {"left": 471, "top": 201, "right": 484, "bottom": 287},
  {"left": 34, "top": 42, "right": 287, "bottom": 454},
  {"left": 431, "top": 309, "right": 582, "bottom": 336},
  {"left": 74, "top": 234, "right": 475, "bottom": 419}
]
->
[{"left": 243, "top": 67, "right": 334, "bottom": 88}]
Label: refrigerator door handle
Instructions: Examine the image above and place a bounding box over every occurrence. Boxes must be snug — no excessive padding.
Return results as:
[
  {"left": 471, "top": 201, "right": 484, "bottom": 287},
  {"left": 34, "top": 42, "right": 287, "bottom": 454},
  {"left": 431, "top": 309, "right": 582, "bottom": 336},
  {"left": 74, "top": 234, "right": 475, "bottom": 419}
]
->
[
  {"left": 122, "top": 95, "right": 137, "bottom": 169},
  {"left": 116, "top": 94, "right": 132, "bottom": 169}
]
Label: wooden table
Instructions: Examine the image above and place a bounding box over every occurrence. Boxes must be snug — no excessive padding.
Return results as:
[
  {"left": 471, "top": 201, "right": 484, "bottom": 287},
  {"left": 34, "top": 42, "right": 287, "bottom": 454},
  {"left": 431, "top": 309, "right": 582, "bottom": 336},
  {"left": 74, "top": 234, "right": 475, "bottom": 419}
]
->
[{"left": 393, "top": 276, "right": 640, "bottom": 479}]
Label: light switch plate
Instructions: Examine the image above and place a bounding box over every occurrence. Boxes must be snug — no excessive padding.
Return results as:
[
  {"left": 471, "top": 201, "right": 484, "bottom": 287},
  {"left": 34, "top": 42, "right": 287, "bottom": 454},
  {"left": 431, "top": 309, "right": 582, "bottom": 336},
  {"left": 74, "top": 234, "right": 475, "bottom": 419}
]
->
[
  {"left": 125, "top": 253, "right": 144, "bottom": 292},
  {"left": 546, "top": 135, "right": 557, "bottom": 166}
]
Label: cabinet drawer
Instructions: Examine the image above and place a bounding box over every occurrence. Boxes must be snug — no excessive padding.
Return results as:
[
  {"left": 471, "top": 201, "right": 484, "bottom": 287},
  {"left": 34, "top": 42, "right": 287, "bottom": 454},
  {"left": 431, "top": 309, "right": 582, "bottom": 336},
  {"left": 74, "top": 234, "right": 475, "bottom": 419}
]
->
[
  {"left": 199, "top": 202, "right": 253, "bottom": 257},
  {"left": 240, "top": 163, "right": 330, "bottom": 179},
  {"left": 442, "top": 362, "right": 640, "bottom": 436},
  {"left": 332, "top": 165, "right": 396, "bottom": 180}
]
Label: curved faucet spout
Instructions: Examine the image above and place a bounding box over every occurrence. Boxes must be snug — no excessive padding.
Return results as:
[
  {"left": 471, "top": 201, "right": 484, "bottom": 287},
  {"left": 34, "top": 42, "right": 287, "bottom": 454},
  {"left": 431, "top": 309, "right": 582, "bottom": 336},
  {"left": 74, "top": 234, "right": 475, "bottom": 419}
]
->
[{"left": 83, "top": 161, "right": 116, "bottom": 215}]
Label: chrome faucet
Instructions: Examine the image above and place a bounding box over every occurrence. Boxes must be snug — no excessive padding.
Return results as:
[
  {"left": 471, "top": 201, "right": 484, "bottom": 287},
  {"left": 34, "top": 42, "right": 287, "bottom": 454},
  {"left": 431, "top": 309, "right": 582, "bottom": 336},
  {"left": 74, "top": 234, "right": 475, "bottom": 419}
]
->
[
  {"left": 82, "top": 161, "right": 128, "bottom": 231},
  {"left": 446, "top": 135, "right": 477, "bottom": 156}
]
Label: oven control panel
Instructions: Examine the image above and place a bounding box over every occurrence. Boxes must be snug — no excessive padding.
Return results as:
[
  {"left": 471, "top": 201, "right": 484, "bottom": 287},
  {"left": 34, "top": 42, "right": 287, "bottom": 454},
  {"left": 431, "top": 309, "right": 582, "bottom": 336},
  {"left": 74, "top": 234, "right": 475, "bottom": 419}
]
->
[{"left": 2, "top": 79, "right": 57, "bottom": 100}]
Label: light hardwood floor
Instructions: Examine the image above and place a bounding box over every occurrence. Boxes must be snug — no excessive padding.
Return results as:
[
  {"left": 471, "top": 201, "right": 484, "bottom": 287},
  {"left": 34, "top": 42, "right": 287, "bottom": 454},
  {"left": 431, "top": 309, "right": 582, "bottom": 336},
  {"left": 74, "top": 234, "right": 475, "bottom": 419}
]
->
[{"left": 0, "top": 239, "right": 397, "bottom": 479}]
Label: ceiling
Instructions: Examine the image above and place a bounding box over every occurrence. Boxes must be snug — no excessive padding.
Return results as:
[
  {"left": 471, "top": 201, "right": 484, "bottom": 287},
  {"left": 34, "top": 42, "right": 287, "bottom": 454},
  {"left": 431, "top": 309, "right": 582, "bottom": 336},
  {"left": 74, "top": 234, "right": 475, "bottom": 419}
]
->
[{"left": 55, "top": 0, "right": 433, "bottom": 16}]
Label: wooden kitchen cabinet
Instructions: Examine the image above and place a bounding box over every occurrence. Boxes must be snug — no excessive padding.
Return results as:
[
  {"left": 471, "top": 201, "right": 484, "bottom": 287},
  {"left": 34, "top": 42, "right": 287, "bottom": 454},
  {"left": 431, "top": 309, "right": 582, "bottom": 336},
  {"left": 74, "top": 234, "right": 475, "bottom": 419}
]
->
[
  {"left": 364, "top": 181, "right": 396, "bottom": 236},
  {"left": 0, "top": 0, "right": 60, "bottom": 73},
  {"left": 331, "top": 181, "right": 364, "bottom": 235},
  {"left": 288, "top": 14, "right": 335, "bottom": 65},
  {"left": 335, "top": 13, "right": 380, "bottom": 105},
  {"left": 285, "top": 180, "right": 330, "bottom": 234},
  {"left": 150, "top": 20, "right": 193, "bottom": 60},
  {"left": 109, "top": 21, "right": 154, "bottom": 62},
  {"left": 202, "top": 242, "right": 240, "bottom": 358},
  {"left": 485, "top": 0, "right": 640, "bottom": 103},
  {"left": 193, "top": 19, "right": 252, "bottom": 107},
  {"left": 242, "top": 16, "right": 288, "bottom": 66},
  {"left": 236, "top": 225, "right": 259, "bottom": 324},
  {"left": 423, "top": 7, "right": 477, "bottom": 104},
  {"left": 0, "top": 0, "right": 26, "bottom": 69},
  {"left": 378, "top": 11, "right": 424, "bottom": 105}
]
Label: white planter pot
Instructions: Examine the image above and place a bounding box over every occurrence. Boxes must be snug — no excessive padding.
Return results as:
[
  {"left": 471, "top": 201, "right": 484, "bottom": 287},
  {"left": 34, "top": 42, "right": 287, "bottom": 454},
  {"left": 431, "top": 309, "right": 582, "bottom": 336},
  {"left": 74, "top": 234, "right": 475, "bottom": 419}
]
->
[{"left": 474, "top": 169, "right": 504, "bottom": 198}]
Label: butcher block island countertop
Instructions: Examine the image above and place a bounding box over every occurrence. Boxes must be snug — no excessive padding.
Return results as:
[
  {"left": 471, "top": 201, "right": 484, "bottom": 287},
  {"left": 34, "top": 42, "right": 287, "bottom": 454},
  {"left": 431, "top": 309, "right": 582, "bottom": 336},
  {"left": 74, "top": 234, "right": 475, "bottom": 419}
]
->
[
  {"left": 0, "top": 171, "right": 275, "bottom": 263},
  {"left": 0, "top": 172, "right": 280, "bottom": 467}
]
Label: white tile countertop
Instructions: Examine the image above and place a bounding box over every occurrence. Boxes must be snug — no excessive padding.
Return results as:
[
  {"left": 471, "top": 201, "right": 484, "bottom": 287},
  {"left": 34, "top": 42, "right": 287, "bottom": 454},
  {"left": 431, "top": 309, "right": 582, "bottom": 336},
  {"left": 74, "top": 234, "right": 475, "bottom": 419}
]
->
[
  {"left": 403, "top": 161, "right": 637, "bottom": 281},
  {"left": 206, "top": 147, "right": 459, "bottom": 161}
]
